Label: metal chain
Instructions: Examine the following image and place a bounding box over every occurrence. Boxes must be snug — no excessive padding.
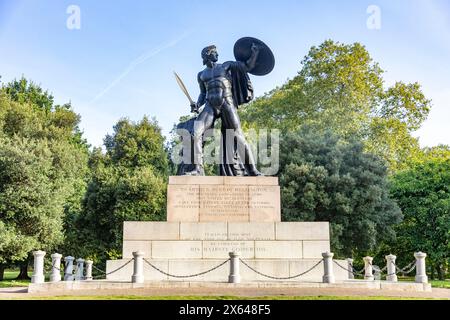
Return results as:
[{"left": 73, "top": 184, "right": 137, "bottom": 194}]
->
[
  {"left": 397, "top": 262, "right": 416, "bottom": 276},
  {"left": 92, "top": 264, "right": 107, "bottom": 275},
  {"left": 93, "top": 259, "right": 134, "bottom": 279},
  {"left": 353, "top": 266, "right": 366, "bottom": 274},
  {"left": 382, "top": 261, "right": 416, "bottom": 277},
  {"left": 239, "top": 259, "right": 324, "bottom": 280},
  {"left": 333, "top": 260, "right": 364, "bottom": 276},
  {"left": 144, "top": 258, "right": 230, "bottom": 279},
  {"left": 396, "top": 261, "right": 416, "bottom": 273},
  {"left": 43, "top": 265, "right": 62, "bottom": 276}
]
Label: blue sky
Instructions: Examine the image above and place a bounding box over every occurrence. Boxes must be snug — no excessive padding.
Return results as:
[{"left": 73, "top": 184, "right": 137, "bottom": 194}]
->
[{"left": 0, "top": 0, "right": 449, "bottom": 148}]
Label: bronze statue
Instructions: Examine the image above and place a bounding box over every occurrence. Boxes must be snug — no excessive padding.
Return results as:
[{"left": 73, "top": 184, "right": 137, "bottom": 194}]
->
[{"left": 175, "top": 37, "right": 275, "bottom": 176}]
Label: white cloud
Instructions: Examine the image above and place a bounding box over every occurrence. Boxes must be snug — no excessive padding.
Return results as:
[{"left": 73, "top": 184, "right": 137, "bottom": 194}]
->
[
  {"left": 88, "top": 30, "right": 193, "bottom": 105},
  {"left": 413, "top": 88, "right": 450, "bottom": 147}
]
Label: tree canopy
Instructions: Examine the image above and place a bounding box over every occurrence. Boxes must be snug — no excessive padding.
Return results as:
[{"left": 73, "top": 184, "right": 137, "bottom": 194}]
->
[
  {"left": 389, "top": 157, "right": 450, "bottom": 280},
  {"left": 65, "top": 117, "right": 168, "bottom": 264},
  {"left": 0, "top": 78, "right": 89, "bottom": 268},
  {"left": 240, "top": 40, "right": 431, "bottom": 171},
  {"left": 280, "top": 127, "right": 402, "bottom": 257}
]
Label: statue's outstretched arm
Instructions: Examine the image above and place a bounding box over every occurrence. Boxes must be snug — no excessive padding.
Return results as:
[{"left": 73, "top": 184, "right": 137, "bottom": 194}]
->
[{"left": 245, "top": 44, "right": 260, "bottom": 72}]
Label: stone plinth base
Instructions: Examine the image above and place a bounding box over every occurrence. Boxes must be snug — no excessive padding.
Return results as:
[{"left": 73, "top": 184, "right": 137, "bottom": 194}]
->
[
  {"left": 122, "top": 221, "right": 330, "bottom": 260},
  {"left": 27, "top": 279, "right": 433, "bottom": 294},
  {"left": 113, "top": 221, "right": 334, "bottom": 282},
  {"left": 109, "top": 177, "right": 339, "bottom": 284}
]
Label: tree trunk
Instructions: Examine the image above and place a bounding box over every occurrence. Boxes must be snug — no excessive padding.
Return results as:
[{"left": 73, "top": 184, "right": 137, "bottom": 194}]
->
[
  {"left": 430, "top": 263, "right": 435, "bottom": 280},
  {"left": 15, "top": 262, "right": 31, "bottom": 280},
  {"left": 0, "top": 265, "right": 5, "bottom": 281},
  {"left": 437, "top": 264, "right": 445, "bottom": 281}
]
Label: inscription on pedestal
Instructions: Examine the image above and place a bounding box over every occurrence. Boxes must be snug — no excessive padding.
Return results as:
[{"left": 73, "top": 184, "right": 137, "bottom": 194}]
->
[
  {"left": 199, "top": 186, "right": 249, "bottom": 222},
  {"left": 167, "top": 177, "right": 281, "bottom": 222},
  {"left": 172, "top": 186, "right": 200, "bottom": 209},
  {"left": 180, "top": 222, "right": 228, "bottom": 240},
  {"left": 249, "top": 186, "right": 281, "bottom": 222},
  {"left": 203, "top": 241, "right": 255, "bottom": 259},
  {"left": 167, "top": 185, "right": 200, "bottom": 222}
]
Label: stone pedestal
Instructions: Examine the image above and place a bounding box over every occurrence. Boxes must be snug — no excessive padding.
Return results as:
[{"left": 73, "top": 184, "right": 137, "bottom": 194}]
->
[
  {"left": 75, "top": 258, "right": 85, "bottom": 281},
  {"left": 85, "top": 260, "right": 93, "bottom": 281},
  {"left": 64, "top": 256, "right": 75, "bottom": 281},
  {"left": 50, "top": 253, "right": 62, "bottom": 282},
  {"left": 364, "top": 257, "right": 374, "bottom": 281},
  {"left": 31, "top": 251, "right": 46, "bottom": 284},
  {"left": 228, "top": 252, "right": 241, "bottom": 284},
  {"left": 322, "top": 252, "right": 335, "bottom": 284},
  {"left": 106, "top": 176, "right": 344, "bottom": 282},
  {"left": 385, "top": 254, "right": 398, "bottom": 282},
  {"left": 414, "top": 252, "right": 428, "bottom": 284},
  {"left": 132, "top": 251, "right": 145, "bottom": 284}
]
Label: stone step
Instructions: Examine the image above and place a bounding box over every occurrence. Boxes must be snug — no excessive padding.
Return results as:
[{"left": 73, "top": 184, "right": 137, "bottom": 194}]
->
[
  {"left": 106, "top": 259, "right": 348, "bottom": 283},
  {"left": 122, "top": 239, "right": 330, "bottom": 260},
  {"left": 124, "top": 221, "right": 330, "bottom": 241}
]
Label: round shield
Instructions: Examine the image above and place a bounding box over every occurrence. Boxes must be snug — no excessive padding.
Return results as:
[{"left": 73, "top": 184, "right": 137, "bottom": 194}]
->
[{"left": 234, "top": 37, "right": 275, "bottom": 76}]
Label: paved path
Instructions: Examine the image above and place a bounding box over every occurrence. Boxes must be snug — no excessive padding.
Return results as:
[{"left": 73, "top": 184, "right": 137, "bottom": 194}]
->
[{"left": 1, "top": 286, "right": 449, "bottom": 299}]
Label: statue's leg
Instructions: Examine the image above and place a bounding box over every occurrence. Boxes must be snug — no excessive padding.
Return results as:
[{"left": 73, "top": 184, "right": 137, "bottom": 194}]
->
[
  {"left": 221, "top": 101, "right": 262, "bottom": 176},
  {"left": 191, "top": 106, "right": 215, "bottom": 175}
]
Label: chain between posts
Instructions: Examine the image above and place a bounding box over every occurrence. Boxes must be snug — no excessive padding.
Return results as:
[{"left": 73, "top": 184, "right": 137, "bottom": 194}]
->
[
  {"left": 394, "top": 261, "right": 416, "bottom": 276},
  {"left": 239, "top": 258, "right": 324, "bottom": 280},
  {"left": 43, "top": 265, "right": 62, "bottom": 275},
  {"left": 336, "top": 260, "right": 417, "bottom": 278},
  {"left": 91, "top": 259, "right": 134, "bottom": 279},
  {"left": 333, "top": 260, "right": 364, "bottom": 276},
  {"left": 143, "top": 258, "right": 230, "bottom": 279}
]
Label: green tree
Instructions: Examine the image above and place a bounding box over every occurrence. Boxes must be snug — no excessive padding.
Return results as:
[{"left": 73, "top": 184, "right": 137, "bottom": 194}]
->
[
  {"left": 280, "top": 127, "right": 402, "bottom": 257},
  {"left": 0, "top": 79, "right": 89, "bottom": 279},
  {"left": 104, "top": 116, "right": 168, "bottom": 172},
  {"left": 389, "top": 158, "right": 450, "bottom": 280},
  {"left": 69, "top": 117, "right": 168, "bottom": 267},
  {"left": 240, "top": 40, "right": 431, "bottom": 171}
]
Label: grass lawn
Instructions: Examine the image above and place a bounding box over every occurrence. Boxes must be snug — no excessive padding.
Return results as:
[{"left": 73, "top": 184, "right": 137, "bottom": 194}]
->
[
  {"left": 397, "top": 277, "right": 450, "bottom": 289},
  {"left": 0, "top": 271, "right": 31, "bottom": 288}
]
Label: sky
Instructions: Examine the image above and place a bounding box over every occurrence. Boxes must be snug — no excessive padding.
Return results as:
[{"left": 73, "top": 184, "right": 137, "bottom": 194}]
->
[{"left": 0, "top": 0, "right": 449, "bottom": 148}]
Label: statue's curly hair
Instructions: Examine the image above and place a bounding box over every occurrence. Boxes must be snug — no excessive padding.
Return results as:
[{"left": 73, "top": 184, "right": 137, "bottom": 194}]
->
[{"left": 201, "top": 45, "right": 217, "bottom": 65}]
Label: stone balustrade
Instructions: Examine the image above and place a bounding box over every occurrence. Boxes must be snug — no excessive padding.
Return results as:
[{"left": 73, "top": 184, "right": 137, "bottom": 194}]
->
[{"left": 29, "top": 250, "right": 429, "bottom": 285}]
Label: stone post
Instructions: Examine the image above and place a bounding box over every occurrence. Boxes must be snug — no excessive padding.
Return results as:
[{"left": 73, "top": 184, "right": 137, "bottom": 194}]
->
[
  {"left": 414, "top": 252, "right": 428, "bottom": 284},
  {"left": 363, "top": 256, "right": 374, "bottom": 281},
  {"left": 75, "top": 258, "right": 85, "bottom": 281},
  {"left": 346, "top": 258, "right": 354, "bottom": 280},
  {"left": 132, "top": 251, "right": 144, "bottom": 284},
  {"left": 64, "top": 256, "right": 75, "bottom": 281},
  {"left": 50, "top": 253, "right": 62, "bottom": 282},
  {"left": 85, "top": 260, "right": 93, "bottom": 281},
  {"left": 228, "top": 252, "right": 241, "bottom": 284},
  {"left": 31, "top": 251, "right": 46, "bottom": 284},
  {"left": 385, "top": 254, "right": 398, "bottom": 282},
  {"left": 322, "top": 252, "right": 335, "bottom": 284},
  {"left": 373, "top": 266, "right": 381, "bottom": 280}
]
